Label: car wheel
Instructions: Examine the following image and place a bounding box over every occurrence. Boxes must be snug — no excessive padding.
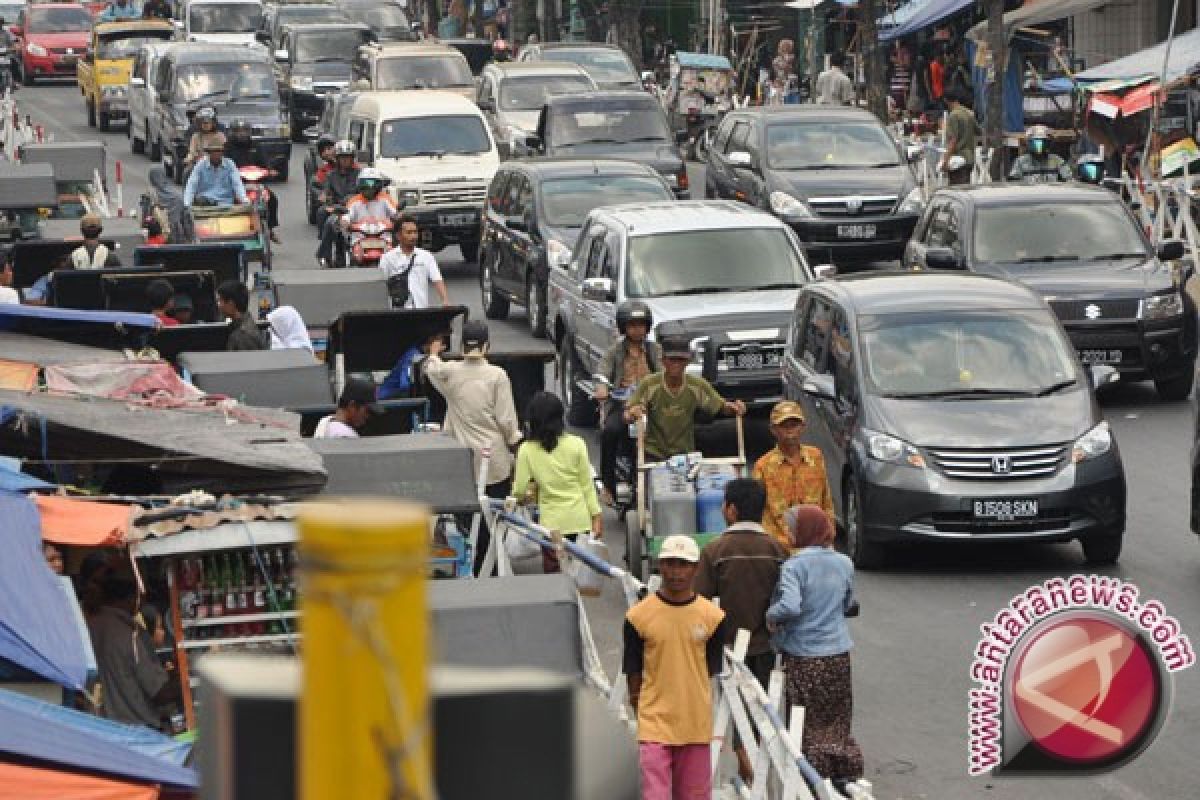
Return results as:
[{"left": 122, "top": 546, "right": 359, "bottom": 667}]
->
[
  {"left": 86, "top": 100, "right": 96, "bottom": 128},
  {"left": 526, "top": 274, "right": 547, "bottom": 338},
  {"left": 623, "top": 508, "right": 644, "bottom": 581},
  {"left": 460, "top": 234, "right": 480, "bottom": 265},
  {"left": 480, "top": 251, "right": 510, "bottom": 319},
  {"left": 843, "top": 475, "right": 885, "bottom": 569},
  {"left": 149, "top": 132, "right": 161, "bottom": 162},
  {"left": 1081, "top": 533, "right": 1123, "bottom": 565},
  {"left": 98, "top": 110, "right": 111, "bottom": 132},
  {"left": 1155, "top": 370, "right": 1194, "bottom": 402},
  {"left": 559, "top": 336, "right": 599, "bottom": 428},
  {"left": 21, "top": 62, "right": 34, "bottom": 87}
]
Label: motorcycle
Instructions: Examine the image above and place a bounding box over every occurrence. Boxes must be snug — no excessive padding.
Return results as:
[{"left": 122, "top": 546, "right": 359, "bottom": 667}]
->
[
  {"left": 597, "top": 382, "right": 639, "bottom": 515},
  {"left": 339, "top": 217, "right": 394, "bottom": 268}
]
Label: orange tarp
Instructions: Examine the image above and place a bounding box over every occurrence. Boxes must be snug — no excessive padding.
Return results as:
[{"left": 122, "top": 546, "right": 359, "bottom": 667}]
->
[
  {"left": 34, "top": 495, "right": 133, "bottom": 547},
  {"left": 0, "top": 360, "right": 38, "bottom": 391},
  {"left": 0, "top": 762, "right": 159, "bottom": 800}
]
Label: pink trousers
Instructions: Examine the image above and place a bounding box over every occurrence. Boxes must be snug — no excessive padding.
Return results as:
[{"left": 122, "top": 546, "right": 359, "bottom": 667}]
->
[{"left": 639, "top": 742, "right": 711, "bottom": 800}]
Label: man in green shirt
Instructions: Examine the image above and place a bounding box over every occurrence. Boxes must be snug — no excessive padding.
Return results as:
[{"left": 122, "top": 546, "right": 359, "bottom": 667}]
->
[
  {"left": 939, "top": 87, "right": 977, "bottom": 186},
  {"left": 624, "top": 333, "right": 747, "bottom": 460}
]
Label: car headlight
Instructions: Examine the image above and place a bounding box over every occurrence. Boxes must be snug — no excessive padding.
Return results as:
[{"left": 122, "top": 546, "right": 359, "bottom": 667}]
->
[
  {"left": 395, "top": 188, "right": 420, "bottom": 207},
  {"left": 546, "top": 237, "right": 571, "bottom": 268},
  {"left": 27, "top": 43, "right": 47, "bottom": 57},
  {"left": 290, "top": 75, "right": 313, "bottom": 91},
  {"left": 1072, "top": 420, "right": 1112, "bottom": 463},
  {"left": 897, "top": 187, "right": 924, "bottom": 215},
  {"left": 863, "top": 428, "right": 926, "bottom": 467},
  {"left": 769, "top": 191, "right": 813, "bottom": 220},
  {"left": 1142, "top": 292, "right": 1184, "bottom": 320}
]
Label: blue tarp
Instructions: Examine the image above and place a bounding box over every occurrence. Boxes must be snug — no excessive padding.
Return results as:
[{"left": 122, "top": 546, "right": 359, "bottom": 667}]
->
[
  {"left": 674, "top": 51, "right": 733, "bottom": 70},
  {"left": 968, "top": 38, "right": 1026, "bottom": 134},
  {"left": 0, "top": 457, "right": 52, "bottom": 492},
  {"left": 0, "top": 304, "right": 158, "bottom": 330},
  {"left": 879, "top": 0, "right": 973, "bottom": 41},
  {"left": 0, "top": 490, "right": 91, "bottom": 690},
  {"left": 0, "top": 688, "right": 198, "bottom": 789}
]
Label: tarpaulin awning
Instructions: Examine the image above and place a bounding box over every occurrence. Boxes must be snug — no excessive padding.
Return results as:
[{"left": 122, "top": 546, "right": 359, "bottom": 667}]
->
[
  {"left": 966, "top": 0, "right": 1113, "bottom": 42},
  {"left": 1089, "top": 81, "right": 1162, "bottom": 119},
  {"left": 878, "top": 0, "right": 973, "bottom": 41},
  {"left": 1074, "top": 26, "right": 1200, "bottom": 86},
  {"left": 674, "top": 51, "right": 733, "bottom": 70},
  {"left": 0, "top": 490, "right": 93, "bottom": 690},
  {"left": 0, "top": 761, "right": 159, "bottom": 800},
  {"left": 34, "top": 495, "right": 133, "bottom": 547},
  {"left": 0, "top": 688, "right": 198, "bottom": 790},
  {"left": 0, "top": 360, "right": 38, "bottom": 391}
]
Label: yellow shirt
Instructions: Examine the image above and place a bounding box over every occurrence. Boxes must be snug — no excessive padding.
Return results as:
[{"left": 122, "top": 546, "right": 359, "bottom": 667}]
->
[
  {"left": 511, "top": 433, "right": 600, "bottom": 534},
  {"left": 752, "top": 445, "right": 834, "bottom": 548}
]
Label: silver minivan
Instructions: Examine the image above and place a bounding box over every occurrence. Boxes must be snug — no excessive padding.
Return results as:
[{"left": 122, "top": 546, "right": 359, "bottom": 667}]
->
[{"left": 128, "top": 41, "right": 180, "bottom": 160}]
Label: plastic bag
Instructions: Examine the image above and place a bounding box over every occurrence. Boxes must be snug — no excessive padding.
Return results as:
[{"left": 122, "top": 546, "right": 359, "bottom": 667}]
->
[
  {"left": 502, "top": 509, "right": 543, "bottom": 561},
  {"left": 568, "top": 535, "right": 609, "bottom": 597}
]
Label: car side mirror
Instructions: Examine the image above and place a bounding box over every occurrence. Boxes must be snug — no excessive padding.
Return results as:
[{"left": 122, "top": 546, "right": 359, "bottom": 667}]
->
[
  {"left": 477, "top": 98, "right": 494, "bottom": 112},
  {"left": 906, "top": 144, "right": 923, "bottom": 163},
  {"left": 925, "top": 246, "right": 963, "bottom": 270},
  {"left": 1088, "top": 364, "right": 1120, "bottom": 390},
  {"left": 801, "top": 374, "right": 835, "bottom": 401},
  {"left": 130, "top": 76, "right": 145, "bottom": 88},
  {"left": 675, "top": 130, "right": 688, "bottom": 145},
  {"left": 582, "top": 277, "right": 616, "bottom": 303},
  {"left": 1157, "top": 239, "right": 1185, "bottom": 262},
  {"left": 524, "top": 132, "right": 542, "bottom": 150},
  {"left": 728, "top": 150, "right": 753, "bottom": 168},
  {"left": 813, "top": 263, "right": 836, "bottom": 279}
]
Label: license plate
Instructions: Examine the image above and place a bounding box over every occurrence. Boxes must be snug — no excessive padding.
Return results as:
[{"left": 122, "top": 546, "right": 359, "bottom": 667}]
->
[
  {"left": 61, "top": 56, "right": 76, "bottom": 66},
  {"left": 728, "top": 352, "right": 781, "bottom": 370},
  {"left": 973, "top": 499, "right": 1039, "bottom": 520},
  {"left": 837, "top": 224, "right": 876, "bottom": 239},
  {"left": 1078, "top": 349, "right": 1123, "bottom": 365},
  {"left": 361, "top": 238, "right": 386, "bottom": 249},
  {"left": 438, "top": 212, "right": 476, "bottom": 227}
]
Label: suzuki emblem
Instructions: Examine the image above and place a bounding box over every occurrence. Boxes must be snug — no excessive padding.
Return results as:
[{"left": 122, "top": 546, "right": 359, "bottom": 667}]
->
[
  {"left": 1084, "top": 303, "right": 1102, "bottom": 320},
  {"left": 991, "top": 455, "right": 1012, "bottom": 474},
  {"left": 845, "top": 196, "right": 863, "bottom": 214}
]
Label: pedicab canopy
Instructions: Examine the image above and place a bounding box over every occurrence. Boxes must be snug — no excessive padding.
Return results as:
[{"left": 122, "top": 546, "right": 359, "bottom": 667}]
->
[
  {"left": 0, "top": 163, "right": 59, "bottom": 209},
  {"left": 19, "top": 142, "right": 107, "bottom": 185},
  {"left": 178, "top": 348, "right": 333, "bottom": 411},
  {"left": 269, "top": 268, "right": 392, "bottom": 329}
]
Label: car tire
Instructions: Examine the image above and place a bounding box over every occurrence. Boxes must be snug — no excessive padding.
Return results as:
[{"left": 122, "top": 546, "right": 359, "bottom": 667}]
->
[
  {"left": 526, "top": 274, "right": 547, "bottom": 338},
  {"left": 86, "top": 100, "right": 96, "bottom": 128},
  {"left": 559, "top": 336, "right": 599, "bottom": 428},
  {"left": 460, "top": 234, "right": 480, "bottom": 265},
  {"left": 624, "top": 508, "right": 644, "bottom": 581},
  {"left": 98, "top": 111, "right": 111, "bottom": 132},
  {"left": 480, "top": 250, "right": 509, "bottom": 319},
  {"left": 1081, "top": 533, "right": 1123, "bottom": 565},
  {"left": 842, "top": 475, "right": 885, "bottom": 569},
  {"left": 1154, "top": 370, "right": 1194, "bottom": 402},
  {"left": 21, "top": 62, "right": 34, "bottom": 87}
]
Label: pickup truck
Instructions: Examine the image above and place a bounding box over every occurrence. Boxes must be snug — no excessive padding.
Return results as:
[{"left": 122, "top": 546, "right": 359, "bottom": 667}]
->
[
  {"left": 77, "top": 20, "right": 175, "bottom": 132},
  {"left": 549, "top": 200, "right": 819, "bottom": 426}
]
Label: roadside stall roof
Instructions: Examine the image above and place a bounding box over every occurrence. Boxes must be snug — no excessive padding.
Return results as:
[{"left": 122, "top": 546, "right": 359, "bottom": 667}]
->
[
  {"left": 966, "top": 0, "right": 1112, "bottom": 43},
  {"left": 0, "top": 762, "right": 159, "bottom": 800},
  {"left": 878, "top": 0, "right": 973, "bottom": 41},
  {"left": 34, "top": 495, "right": 133, "bottom": 548},
  {"left": 673, "top": 51, "right": 732, "bottom": 70},
  {"left": 1074, "top": 26, "right": 1200, "bottom": 87}
]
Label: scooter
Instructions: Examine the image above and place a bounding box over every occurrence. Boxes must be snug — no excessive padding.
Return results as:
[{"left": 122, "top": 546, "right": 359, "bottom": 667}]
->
[{"left": 339, "top": 217, "right": 394, "bottom": 268}]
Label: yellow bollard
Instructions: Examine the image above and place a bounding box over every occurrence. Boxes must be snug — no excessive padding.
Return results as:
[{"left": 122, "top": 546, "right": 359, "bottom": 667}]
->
[{"left": 298, "top": 500, "right": 432, "bottom": 800}]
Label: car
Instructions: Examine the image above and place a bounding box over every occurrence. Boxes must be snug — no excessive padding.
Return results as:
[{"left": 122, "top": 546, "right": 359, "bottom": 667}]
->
[
  {"left": 258, "top": 2, "right": 350, "bottom": 52},
  {"left": 550, "top": 200, "right": 819, "bottom": 425},
  {"left": 904, "top": 183, "right": 1196, "bottom": 401},
  {"left": 782, "top": 271, "right": 1127, "bottom": 568},
  {"left": 128, "top": 40, "right": 180, "bottom": 158},
  {"left": 476, "top": 62, "right": 596, "bottom": 158},
  {"left": 274, "top": 21, "right": 372, "bottom": 139},
  {"left": 351, "top": 40, "right": 474, "bottom": 97},
  {"left": 181, "top": 0, "right": 264, "bottom": 45},
  {"left": 12, "top": 3, "right": 92, "bottom": 86},
  {"left": 335, "top": 2, "right": 416, "bottom": 43},
  {"left": 479, "top": 159, "right": 674, "bottom": 337},
  {"left": 525, "top": 91, "right": 690, "bottom": 198},
  {"left": 517, "top": 42, "right": 640, "bottom": 90},
  {"left": 77, "top": 19, "right": 175, "bottom": 132},
  {"left": 705, "top": 105, "right": 922, "bottom": 263}
]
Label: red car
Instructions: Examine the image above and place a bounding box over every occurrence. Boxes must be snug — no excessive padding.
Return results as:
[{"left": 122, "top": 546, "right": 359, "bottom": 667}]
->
[{"left": 12, "top": 3, "right": 92, "bottom": 85}]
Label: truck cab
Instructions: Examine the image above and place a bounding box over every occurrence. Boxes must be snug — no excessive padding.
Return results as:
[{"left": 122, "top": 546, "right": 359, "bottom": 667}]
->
[{"left": 77, "top": 20, "right": 175, "bottom": 132}]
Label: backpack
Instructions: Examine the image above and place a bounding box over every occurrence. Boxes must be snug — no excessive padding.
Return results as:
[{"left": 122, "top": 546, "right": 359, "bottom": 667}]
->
[{"left": 387, "top": 252, "right": 417, "bottom": 309}]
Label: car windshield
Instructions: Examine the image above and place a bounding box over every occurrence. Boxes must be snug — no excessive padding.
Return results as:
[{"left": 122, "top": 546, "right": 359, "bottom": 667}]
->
[
  {"left": 190, "top": 4, "right": 264, "bottom": 33},
  {"left": 499, "top": 75, "right": 594, "bottom": 110},
  {"left": 97, "top": 32, "right": 174, "bottom": 59},
  {"left": 277, "top": 7, "right": 342, "bottom": 28},
  {"left": 545, "top": 48, "right": 637, "bottom": 83},
  {"left": 294, "top": 29, "right": 366, "bottom": 62},
  {"left": 549, "top": 104, "right": 669, "bottom": 146},
  {"left": 375, "top": 54, "right": 472, "bottom": 89},
  {"left": 767, "top": 122, "right": 901, "bottom": 169},
  {"left": 626, "top": 228, "right": 807, "bottom": 298},
  {"left": 973, "top": 202, "right": 1149, "bottom": 264},
  {"left": 176, "top": 63, "right": 278, "bottom": 103},
  {"left": 379, "top": 114, "right": 490, "bottom": 158},
  {"left": 350, "top": 6, "right": 414, "bottom": 38},
  {"left": 541, "top": 175, "right": 672, "bottom": 227},
  {"left": 27, "top": 6, "right": 92, "bottom": 32},
  {"left": 859, "top": 310, "right": 1078, "bottom": 397}
]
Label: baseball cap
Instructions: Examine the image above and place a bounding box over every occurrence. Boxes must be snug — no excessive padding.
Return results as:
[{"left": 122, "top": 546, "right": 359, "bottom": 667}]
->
[
  {"left": 340, "top": 377, "right": 384, "bottom": 413},
  {"left": 658, "top": 534, "right": 700, "bottom": 563},
  {"left": 462, "top": 320, "right": 489, "bottom": 354},
  {"left": 659, "top": 333, "right": 692, "bottom": 360},
  {"left": 770, "top": 401, "right": 806, "bottom": 426}
]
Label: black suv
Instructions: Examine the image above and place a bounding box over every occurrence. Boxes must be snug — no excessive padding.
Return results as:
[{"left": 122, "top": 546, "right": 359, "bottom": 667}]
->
[
  {"left": 704, "top": 106, "right": 921, "bottom": 262},
  {"left": 275, "top": 22, "right": 372, "bottom": 139},
  {"left": 479, "top": 159, "right": 674, "bottom": 337},
  {"left": 904, "top": 184, "right": 1195, "bottom": 400}
]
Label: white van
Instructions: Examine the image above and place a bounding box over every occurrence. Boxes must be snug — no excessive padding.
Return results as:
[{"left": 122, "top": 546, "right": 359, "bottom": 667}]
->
[
  {"left": 181, "top": 0, "right": 264, "bottom": 45},
  {"left": 346, "top": 90, "right": 499, "bottom": 262},
  {"left": 128, "top": 41, "right": 181, "bottom": 160}
]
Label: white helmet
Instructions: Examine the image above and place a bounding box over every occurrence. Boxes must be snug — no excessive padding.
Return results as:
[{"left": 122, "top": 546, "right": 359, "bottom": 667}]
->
[
  {"left": 334, "top": 139, "right": 355, "bottom": 157},
  {"left": 357, "top": 167, "right": 386, "bottom": 183}
]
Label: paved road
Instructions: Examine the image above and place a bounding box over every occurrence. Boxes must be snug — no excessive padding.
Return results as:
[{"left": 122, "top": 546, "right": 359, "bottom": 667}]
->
[{"left": 18, "top": 82, "right": 1200, "bottom": 797}]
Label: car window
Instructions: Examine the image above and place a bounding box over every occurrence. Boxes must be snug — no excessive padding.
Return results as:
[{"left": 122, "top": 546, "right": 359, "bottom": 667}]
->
[
  {"left": 924, "top": 202, "right": 951, "bottom": 247},
  {"left": 942, "top": 202, "right": 962, "bottom": 251},
  {"left": 517, "top": 177, "right": 535, "bottom": 223},
  {"left": 727, "top": 121, "right": 749, "bottom": 154},
  {"left": 743, "top": 123, "right": 761, "bottom": 163},
  {"left": 791, "top": 296, "right": 813, "bottom": 358},
  {"left": 801, "top": 298, "right": 833, "bottom": 373},
  {"left": 973, "top": 201, "right": 1150, "bottom": 264},
  {"left": 478, "top": 75, "right": 493, "bottom": 104},
  {"left": 830, "top": 308, "right": 857, "bottom": 404},
  {"left": 714, "top": 117, "right": 735, "bottom": 153},
  {"left": 570, "top": 226, "right": 599, "bottom": 278},
  {"left": 506, "top": 175, "right": 526, "bottom": 218},
  {"left": 585, "top": 236, "right": 608, "bottom": 280},
  {"left": 488, "top": 171, "right": 510, "bottom": 214},
  {"left": 348, "top": 119, "right": 365, "bottom": 151}
]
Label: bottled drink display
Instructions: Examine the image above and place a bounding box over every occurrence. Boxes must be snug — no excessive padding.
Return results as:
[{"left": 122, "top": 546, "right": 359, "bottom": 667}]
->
[{"left": 175, "top": 545, "right": 299, "bottom": 644}]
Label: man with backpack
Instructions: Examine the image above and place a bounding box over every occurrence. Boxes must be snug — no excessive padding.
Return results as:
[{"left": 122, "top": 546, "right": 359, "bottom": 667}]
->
[{"left": 379, "top": 214, "right": 448, "bottom": 309}]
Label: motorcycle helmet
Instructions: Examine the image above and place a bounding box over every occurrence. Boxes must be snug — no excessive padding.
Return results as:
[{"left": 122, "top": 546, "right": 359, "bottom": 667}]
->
[
  {"left": 1027, "top": 124, "right": 1050, "bottom": 157},
  {"left": 195, "top": 106, "right": 217, "bottom": 127},
  {"left": 616, "top": 300, "right": 653, "bottom": 335},
  {"left": 229, "top": 118, "right": 252, "bottom": 145},
  {"left": 334, "top": 139, "right": 356, "bottom": 158},
  {"left": 356, "top": 167, "right": 387, "bottom": 195},
  {"left": 1076, "top": 155, "right": 1106, "bottom": 185}
]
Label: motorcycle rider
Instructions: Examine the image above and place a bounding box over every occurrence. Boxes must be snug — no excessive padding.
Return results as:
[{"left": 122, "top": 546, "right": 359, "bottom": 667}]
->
[
  {"left": 312, "top": 134, "right": 338, "bottom": 186},
  {"left": 185, "top": 107, "right": 226, "bottom": 171},
  {"left": 224, "top": 118, "right": 281, "bottom": 243},
  {"left": 492, "top": 38, "right": 512, "bottom": 63},
  {"left": 1009, "top": 124, "right": 1071, "bottom": 183},
  {"left": 337, "top": 167, "right": 399, "bottom": 264},
  {"left": 315, "top": 140, "right": 362, "bottom": 267},
  {"left": 595, "top": 301, "right": 661, "bottom": 506}
]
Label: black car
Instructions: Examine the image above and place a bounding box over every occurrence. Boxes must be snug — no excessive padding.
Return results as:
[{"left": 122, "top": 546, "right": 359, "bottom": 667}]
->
[
  {"left": 704, "top": 106, "right": 921, "bottom": 263},
  {"left": 479, "top": 159, "right": 674, "bottom": 337},
  {"left": 526, "top": 91, "right": 690, "bottom": 198},
  {"left": 274, "top": 22, "right": 372, "bottom": 139},
  {"left": 783, "top": 272, "right": 1127, "bottom": 568},
  {"left": 257, "top": 3, "right": 350, "bottom": 52},
  {"left": 904, "top": 184, "right": 1196, "bottom": 400}
]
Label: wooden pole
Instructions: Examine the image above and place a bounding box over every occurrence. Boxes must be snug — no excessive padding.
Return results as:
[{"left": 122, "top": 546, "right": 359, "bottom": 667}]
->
[
  {"left": 985, "top": 0, "right": 1006, "bottom": 178},
  {"left": 859, "top": 0, "right": 888, "bottom": 122},
  {"left": 165, "top": 560, "right": 195, "bottom": 731}
]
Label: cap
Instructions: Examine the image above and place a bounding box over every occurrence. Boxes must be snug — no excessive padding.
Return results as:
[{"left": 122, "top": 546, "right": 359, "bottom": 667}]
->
[
  {"left": 659, "top": 333, "right": 692, "bottom": 359},
  {"left": 340, "top": 378, "right": 384, "bottom": 413},
  {"left": 462, "top": 320, "right": 489, "bottom": 354},
  {"left": 770, "top": 401, "right": 806, "bottom": 426},
  {"left": 658, "top": 534, "right": 700, "bottom": 563}
]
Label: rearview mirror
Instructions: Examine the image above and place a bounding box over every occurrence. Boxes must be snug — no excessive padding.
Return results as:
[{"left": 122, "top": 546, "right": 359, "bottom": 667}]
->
[
  {"left": 801, "top": 374, "right": 835, "bottom": 401},
  {"left": 1088, "top": 364, "right": 1120, "bottom": 390},
  {"left": 925, "top": 246, "right": 963, "bottom": 270},
  {"left": 582, "top": 277, "right": 615, "bottom": 303},
  {"left": 813, "top": 263, "right": 837, "bottom": 279},
  {"left": 728, "top": 150, "right": 752, "bottom": 168},
  {"left": 130, "top": 76, "right": 145, "bottom": 88},
  {"left": 1157, "top": 239, "right": 1185, "bottom": 262}
]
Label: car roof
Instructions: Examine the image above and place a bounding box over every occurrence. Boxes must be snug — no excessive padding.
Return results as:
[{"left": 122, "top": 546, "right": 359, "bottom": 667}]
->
[
  {"left": 812, "top": 272, "right": 1047, "bottom": 314},
  {"left": 729, "top": 105, "right": 883, "bottom": 124},
  {"left": 282, "top": 20, "right": 367, "bottom": 34},
  {"left": 501, "top": 158, "right": 663, "bottom": 180},
  {"left": 484, "top": 62, "right": 590, "bottom": 78},
  {"left": 364, "top": 41, "right": 459, "bottom": 56},
  {"left": 167, "top": 43, "right": 273, "bottom": 65},
  {"left": 537, "top": 42, "right": 623, "bottom": 51},
  {"left": 546, "top": 90, "right": 658, "bottom": 107},
  {"left": 934, "top": 182, "right": 1118, "bottom": 206},
  {"left": 350, "top": 89, "right": 482, "bottom": 117},
  {"left": 594, "top": 200, "right": 786, "bottom": 235}
]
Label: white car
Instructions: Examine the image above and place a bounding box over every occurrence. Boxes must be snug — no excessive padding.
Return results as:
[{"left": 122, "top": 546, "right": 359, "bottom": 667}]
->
[{"left": 127, "top": 41, "right": 180, "bottom": 160}]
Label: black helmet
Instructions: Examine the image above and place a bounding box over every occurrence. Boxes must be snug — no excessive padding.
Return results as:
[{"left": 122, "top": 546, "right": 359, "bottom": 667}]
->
[
  {"left": 230, "top": 118, "right": 252, "bottom": 144},
  {"left": 616, "top": 300, "right": 653, "bottom": 334},
  {"left": 317, "top": 134, "right": 336, "bottom": 152}
]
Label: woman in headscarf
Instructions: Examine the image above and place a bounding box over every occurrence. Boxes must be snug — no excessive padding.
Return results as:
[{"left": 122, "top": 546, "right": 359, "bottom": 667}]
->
[
  {"left": 267, "top": 306, "right": 313, "bottom": 353},
  {"left": 766, "top": 504, "right": 863, "bottom": 791},
  {"left": 147, "top": 166, "right": 191, "bottom": 243}
]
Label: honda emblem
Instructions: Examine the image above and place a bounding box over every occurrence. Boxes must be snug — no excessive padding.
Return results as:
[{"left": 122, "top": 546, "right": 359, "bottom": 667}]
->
[
  {"left": 991, "top": 455, "right": 1012, "bottom": 474},
  {"left": 1084, "top": 303, "right": 1102, "bottom": 320},
  {"left": 845, "top": 196, "right": 863, "bottom": 214}
]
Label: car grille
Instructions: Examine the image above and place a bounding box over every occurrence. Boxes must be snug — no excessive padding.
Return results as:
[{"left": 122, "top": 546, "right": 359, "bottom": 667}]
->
[
  {"left": 807, "top": 195, "right": 897, "bottom": 217},
  {"left": 716, "top": 342, "right": 786, "bottom": 372},
  {"left": 927, "top": 444, "right": 1069, "bottom": 480},
  {"left": 1049, "top": 298, "right": 1140, "bottom": 321},
  {"left": 929, "top": 509, "right": 1074, "bottom": 534},
  {"left": 422, "top": 184, "right": 487, "bottom": 207}
]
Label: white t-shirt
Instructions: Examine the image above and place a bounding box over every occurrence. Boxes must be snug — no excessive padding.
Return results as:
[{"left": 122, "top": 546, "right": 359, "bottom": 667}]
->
[
  {"left": 314, "top": 416, "right": 359, "bottom": 438},
  {"left": 379, "top": 246, "right": 443, "bottom": 309},
  {"left": 0, "top": 286, "right": 19, "bottom": 304}
]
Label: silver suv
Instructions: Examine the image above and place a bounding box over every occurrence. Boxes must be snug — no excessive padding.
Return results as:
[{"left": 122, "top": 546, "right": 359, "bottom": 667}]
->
[{"left": 476, "top": 61, "right": 596, "bottom": 158}]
